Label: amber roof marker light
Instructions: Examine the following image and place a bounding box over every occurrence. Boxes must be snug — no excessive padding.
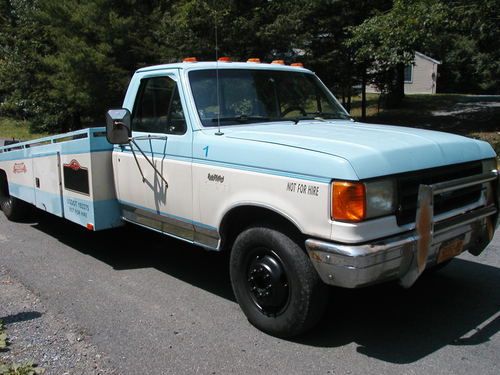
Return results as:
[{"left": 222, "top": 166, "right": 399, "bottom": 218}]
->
[
  {"left": 183, "top": 57, "right": 198, "bottom": 63},
  {"left": 291, "top": 62, "right": 304, "bottom": 67},
  {"left": 247, "top": 58, "right": 261, "bottom": 63},
  {"left": 271, "top": 60, "right": 285, "bottom": 65},
  {"left": 218, "top": 56, "right": 231, "bottom": 62}
]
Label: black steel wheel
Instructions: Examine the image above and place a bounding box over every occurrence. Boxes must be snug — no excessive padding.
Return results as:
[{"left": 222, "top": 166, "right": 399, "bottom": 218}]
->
[
  {"left": 230, "top": 225, "right": 328, "bottom": 338},
  {"left": 245, "top": 247, "right": 290, "bottom": 317}
]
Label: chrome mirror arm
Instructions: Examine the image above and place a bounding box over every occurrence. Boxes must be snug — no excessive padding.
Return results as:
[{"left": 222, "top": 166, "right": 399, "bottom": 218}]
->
[{"left": 128, "top": 137, "right": 169, "bottom": 188}]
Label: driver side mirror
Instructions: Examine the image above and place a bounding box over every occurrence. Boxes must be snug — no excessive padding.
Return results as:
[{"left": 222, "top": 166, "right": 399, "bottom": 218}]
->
[{"left": 105, "top": 109, "right": 131, "bottom": 144}]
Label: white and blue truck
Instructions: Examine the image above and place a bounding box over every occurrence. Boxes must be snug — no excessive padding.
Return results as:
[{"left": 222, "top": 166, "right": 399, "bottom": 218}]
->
[{"left": 0, "top": 59, "right": 498, "bottom": 337}]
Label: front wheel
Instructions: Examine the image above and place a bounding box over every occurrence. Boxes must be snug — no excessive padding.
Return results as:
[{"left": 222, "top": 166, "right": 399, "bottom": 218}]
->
[{"left": 230, "top": 226, "right": 328, "bottom": 337}]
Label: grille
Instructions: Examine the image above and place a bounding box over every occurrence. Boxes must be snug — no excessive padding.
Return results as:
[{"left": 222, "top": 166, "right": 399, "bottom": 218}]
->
[{"left": 396, "top": 162, "right": 483, "bottom": 225}]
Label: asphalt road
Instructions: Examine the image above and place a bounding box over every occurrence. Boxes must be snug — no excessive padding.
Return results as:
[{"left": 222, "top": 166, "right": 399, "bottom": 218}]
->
[{"left": 1, "top": 211, "right": 499, "bottom": 375}]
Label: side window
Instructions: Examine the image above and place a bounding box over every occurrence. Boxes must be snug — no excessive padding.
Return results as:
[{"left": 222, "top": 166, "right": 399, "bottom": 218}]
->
[{"left": 132, "top": 76, "right": 187, "bottom": 135}]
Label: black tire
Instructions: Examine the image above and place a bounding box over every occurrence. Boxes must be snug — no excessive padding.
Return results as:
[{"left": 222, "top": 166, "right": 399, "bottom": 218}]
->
[
  {"left": 0, "top": 172, "right": 31, "bottom": 221},
  {"left": 230, "top": 226, "right": 328, "bottom": 338}
]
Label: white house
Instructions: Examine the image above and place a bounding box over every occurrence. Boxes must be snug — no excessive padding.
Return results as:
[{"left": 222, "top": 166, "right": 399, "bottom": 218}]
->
[{"left": 367, "top": 52, "right": 441, "bottom": 95}]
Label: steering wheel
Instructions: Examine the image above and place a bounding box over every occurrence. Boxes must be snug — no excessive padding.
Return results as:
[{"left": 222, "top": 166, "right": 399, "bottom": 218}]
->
[{"left": 281, "top": 106, "right": 307, "bottom": 117}]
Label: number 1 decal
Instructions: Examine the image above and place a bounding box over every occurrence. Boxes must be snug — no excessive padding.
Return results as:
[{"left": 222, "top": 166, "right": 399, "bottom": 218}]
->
[{"left": 203, "top": 146, "right": 209, "bottom": 157}]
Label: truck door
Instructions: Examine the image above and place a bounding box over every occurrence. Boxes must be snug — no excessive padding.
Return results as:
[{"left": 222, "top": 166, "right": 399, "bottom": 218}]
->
[
  {"left": 32, "top": 151, "right": 64, "bottom": 217},
  {"left": 113, "top": 71, "right": 194, "bottom": 240}
]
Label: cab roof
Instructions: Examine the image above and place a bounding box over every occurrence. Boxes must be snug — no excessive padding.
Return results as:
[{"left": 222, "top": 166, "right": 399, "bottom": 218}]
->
[{"left": 136, "top": 61, "right": 311, "bottom": 74}]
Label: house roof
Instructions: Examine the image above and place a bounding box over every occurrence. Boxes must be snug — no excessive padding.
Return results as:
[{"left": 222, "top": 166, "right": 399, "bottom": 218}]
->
[{"left": 415, "top": 51, "right": 441, "bottom": 65}]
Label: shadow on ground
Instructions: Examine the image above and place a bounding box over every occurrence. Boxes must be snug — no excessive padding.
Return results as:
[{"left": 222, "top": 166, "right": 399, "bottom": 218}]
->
[
  {"left": 30, "top": 211, "right": 234, "bottom": 301},
  {"left": 298, "top": 260, "right": 500, "bottom": 363},
  {"left": 30, "top": 211, "right": 500, "bottom": 364},
  {"left": 1, "top": 311, "right": 42, "bottom": 325}
]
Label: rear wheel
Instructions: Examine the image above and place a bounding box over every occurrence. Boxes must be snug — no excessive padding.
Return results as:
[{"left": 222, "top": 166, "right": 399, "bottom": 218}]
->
[
  {"left": 0, "top": 171, "right": 31, "bottom": 221},
  {"left": 230, "top": 225, "right": 328, "bottom": 338}
]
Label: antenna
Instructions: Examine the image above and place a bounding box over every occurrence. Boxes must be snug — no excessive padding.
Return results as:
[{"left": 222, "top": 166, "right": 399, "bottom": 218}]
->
[{"left": 214, "top": 9, "right": 223, "bottom": 136}]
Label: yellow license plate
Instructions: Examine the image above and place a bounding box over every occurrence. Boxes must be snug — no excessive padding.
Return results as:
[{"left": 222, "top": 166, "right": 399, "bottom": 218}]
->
[{"left": 437, "top": 237, "right": 464, "bottom": 264}]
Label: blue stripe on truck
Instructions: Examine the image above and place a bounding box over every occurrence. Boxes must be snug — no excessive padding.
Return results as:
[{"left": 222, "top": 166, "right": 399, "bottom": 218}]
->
[
  {"left": 7, "top": 182, "right": 122, "bottom": 231},
  {"left": 8, "top": 182, "right": 36, "bottom": 205}
]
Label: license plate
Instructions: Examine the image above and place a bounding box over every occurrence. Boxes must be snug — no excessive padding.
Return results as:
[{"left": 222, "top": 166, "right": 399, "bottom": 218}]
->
[{"left": 437, "top": 237, "right": 465, "bottom": 264}]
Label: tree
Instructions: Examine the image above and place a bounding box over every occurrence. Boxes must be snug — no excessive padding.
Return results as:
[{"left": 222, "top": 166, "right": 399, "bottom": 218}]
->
[
  {"left": 428, "top": 0, "right": 500, "bottom": 94},
  {"left": 293, "top": 0, "right": 391, "bottom": 115},
  {"left": 347, "top": 0, "right": 448, "bottom": 107},
  {"left": 155, "top": 0, "right": 311, "bottom": 62},
  {"left": 32, "top": 0, "right": 169, "bottom": 132},
  {"left": 0, "top": 0, "right": 48, "bottom": 121},
  {"left": 1, "top": 0, "right": 171, "bottom": 133}
]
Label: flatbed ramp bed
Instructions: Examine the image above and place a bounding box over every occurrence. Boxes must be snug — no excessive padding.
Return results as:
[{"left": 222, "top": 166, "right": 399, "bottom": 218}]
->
[{"left": 0, "top": 128, "right": 122, "bottom": 230}]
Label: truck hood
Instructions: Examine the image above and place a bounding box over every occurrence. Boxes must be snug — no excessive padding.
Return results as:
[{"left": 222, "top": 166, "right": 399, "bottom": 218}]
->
[{"left": 224, "top": 121, "right": 494, "bottom": 179}]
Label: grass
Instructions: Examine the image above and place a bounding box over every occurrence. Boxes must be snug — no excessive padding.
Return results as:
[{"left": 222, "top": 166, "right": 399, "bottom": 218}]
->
[
  {"left": 0, "top": 118, "right": 49, "bottom": 141},
  {"left": 349, "top": 93, "right": 381, "bottom": 118},
  {"left": 0, "top": 320, "right": 7, "bottom": 349}
]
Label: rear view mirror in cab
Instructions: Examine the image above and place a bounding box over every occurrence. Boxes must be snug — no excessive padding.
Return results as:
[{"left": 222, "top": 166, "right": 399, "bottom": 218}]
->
[{"left": 106, "top": 109, "right": 131, "bottom": 144}]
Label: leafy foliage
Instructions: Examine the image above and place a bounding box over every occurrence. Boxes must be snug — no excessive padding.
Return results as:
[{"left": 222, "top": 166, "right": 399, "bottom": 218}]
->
[
  {"left": 0, "top": 0, "right": 499, "bottom": 134},
  {"left": 0, "top": 362, "right": 44, "bottom": 375},
  {"left": 346, "top": 0, "right": 449, "bottom": 105},
  {"left": 429, "top": 0, "right": 500, "bottom": 93}
]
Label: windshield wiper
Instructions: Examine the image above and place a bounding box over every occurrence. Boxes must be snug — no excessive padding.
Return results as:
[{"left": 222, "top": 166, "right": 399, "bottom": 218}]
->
[
  {"left": 211, "top": 115, "right": 270, "bottom": 123},
  {"left": 290, "top": 111, "right": 352, "bottom": 124}
]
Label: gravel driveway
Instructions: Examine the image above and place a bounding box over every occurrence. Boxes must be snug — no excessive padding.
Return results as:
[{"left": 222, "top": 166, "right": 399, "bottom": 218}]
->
[
  {"left": 0, "top": 265, "right": 115, "bottom": 374},
  {"left": 0, "top": 211, "right": 499, "bottom": 374}
]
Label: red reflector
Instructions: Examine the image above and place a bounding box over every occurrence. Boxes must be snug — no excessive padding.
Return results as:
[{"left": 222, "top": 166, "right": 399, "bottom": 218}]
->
[
  {"left": 271, "top": 60, "right": 285, "bottom": 65},
  {"left": 86, "top": 223, "right": 94, "bottom": 231},
  {"left": 183, "top": 57, "right": 197, "bottom": 63},
  {"left": 218, "top": 56, "right": 231, "bottom": 62}
]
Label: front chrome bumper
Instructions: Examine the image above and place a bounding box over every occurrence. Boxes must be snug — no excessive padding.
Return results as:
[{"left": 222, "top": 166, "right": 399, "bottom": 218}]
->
[{"left": 306, "top": 171, "right": 499, "bottom": 288}]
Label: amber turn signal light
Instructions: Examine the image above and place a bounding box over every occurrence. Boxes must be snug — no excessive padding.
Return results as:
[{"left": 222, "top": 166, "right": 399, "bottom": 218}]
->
[{"left": 332, "top": 181, "right": 366, "bottom": 222}]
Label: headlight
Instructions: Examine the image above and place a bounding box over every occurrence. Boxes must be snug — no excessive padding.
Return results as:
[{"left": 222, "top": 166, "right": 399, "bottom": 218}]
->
[
  {"left": 482, "top": 158, "right": 498, "bottom": 172},
  {"left": 365, "top": 180, "right": 396, "bottom": 219},
  {"left": 331, "top": 179, "right": 395, "bottom": 222}
]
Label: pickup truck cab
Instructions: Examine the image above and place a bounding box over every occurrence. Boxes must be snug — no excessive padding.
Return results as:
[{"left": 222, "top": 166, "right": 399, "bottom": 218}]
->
[{"left": 1, "top": 60, "right": 498, "bottom": 337}]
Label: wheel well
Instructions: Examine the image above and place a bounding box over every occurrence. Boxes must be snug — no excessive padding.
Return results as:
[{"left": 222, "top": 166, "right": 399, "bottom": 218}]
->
[
  {"left": 219, "top": 205, "right": 305, "bottom": 252},
  {"left": 0, "top": 169, "right": 9, "bottom": 201}
]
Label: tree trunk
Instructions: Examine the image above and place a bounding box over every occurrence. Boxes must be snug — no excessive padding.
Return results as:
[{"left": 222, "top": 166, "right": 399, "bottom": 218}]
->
[
  {"left": 71, "top": 112, "right": 81, "bottom": 131},
  {"left": 346, "top": 86, "right": 352, "bottom": 113},
  {"left": 361, "top": 67, "right": 367, "bottom": 121},
  {"left": 395, "top": 63, "right": 405, "bottom": 100},
  {"left": 385, "top": 64, "right": 405, "bottom": 108}
]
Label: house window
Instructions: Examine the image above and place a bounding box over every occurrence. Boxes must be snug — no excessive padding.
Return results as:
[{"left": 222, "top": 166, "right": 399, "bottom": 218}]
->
[{"left": 404, "top": 65, "right": 413, "bottom": 83}]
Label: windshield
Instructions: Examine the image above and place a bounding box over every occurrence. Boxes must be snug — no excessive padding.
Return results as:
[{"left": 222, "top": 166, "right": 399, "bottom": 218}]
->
[{"left": 189, "top": 69, "right": 349, "bottom": 126}]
